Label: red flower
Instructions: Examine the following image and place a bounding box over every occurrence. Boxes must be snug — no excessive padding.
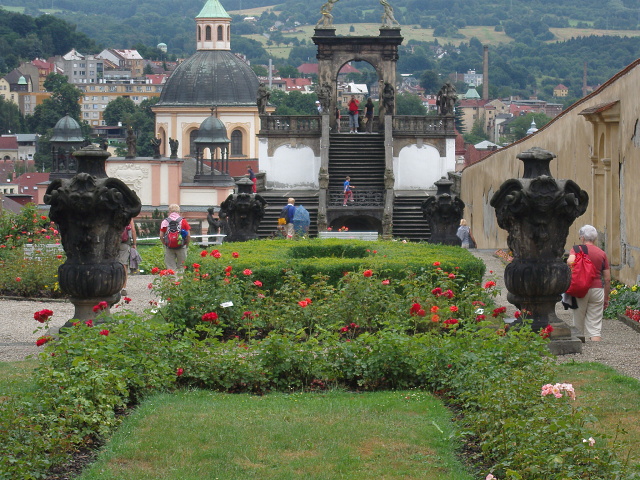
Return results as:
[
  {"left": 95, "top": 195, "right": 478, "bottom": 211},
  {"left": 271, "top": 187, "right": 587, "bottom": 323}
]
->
[
  {"left": 225, "top": 265, "right": 233, "bottom": 273},
  {"left": 431, "top": 287, "right": 442, "bottom": 296},
  {"left": 36, "top": 336, "right": 51, "bottom": 346},
  {"left": 417, "top": 309, "right": 426, "bottom": 317},
  {"left": 430, "top": 305, "right": 439, "bottom": 313},
  {"left": 56, "top": 254, "right": 63, "bottom": 259},
  {"left": 148, "top": 283, "right": 153, "bottom": 289},
  {"left": 443, "top": 318, "right": 459, "bottom": 326},
  {"left": 176, "top": 367, "right": 184, "bottom": 377},
  {"left": 349, "top": 322, "right": 358, "bottom": 329},
  {"left": 34, "top": 309, "right": 54, "bottom": 323},
  {"left": 200, "top": 250, "right": 208, "bottom": 257},
  {"left": 381, "top": 279, "right": 390, "bottom": 285},
  {"left": 92, "top": 301, "right": 108, "bottom": 313},
  {"left": 99, "top": 329, "right": 110, "bottom": 336},
  {"left": 492, "top": 306, "right": 507, "bottom": 317},
  {"left": 15, "top": 277, "right": 21, "bottom": 282},
  {"left": 151, "top": 267, "right": 160, "bottom": 274},
  {"left": 448, "top": 273, "right": 456, "bottom": 279},
  {"left": 540, "top": 325, "right": 554, "bottom": 339},
  {"left": 253, "top": 280, "right": 263, "bottom": 287},
  {"left": 514, "top": 310, "right": 521, "bottom": 318},
  {"left": 243, "top": 311, "right": 254, "bottom": 319},
  {"left": 449, "top": 305, "right": 459, "bottom": 313},
  {"left": 305, "top": 298, "right": 312, "bottom": 304},
  {"left": 85, "top": 319, "right": 93, "bottom": 327},
  {"left": 443, "top": 289, "right": 454, "bottom": 299},
  {"left": 243, "top": 269, "right": 253, "bottom": 276},
  {"left": 123, "top": 297, "right": 132, "bottom": 304},
  {"left": 363, "top": 269, "right": 373, "bottom": 277},
  {"left": 210, "top": 249, "right": 220, "bottom": 256},
  {"left": 202, "top": 312, "right": 219, "bottom": 323},
  {"left": 340, "top": 326, "right": 349, "bottom": 332},
  {"left": 192, "top": 263, "right": 201, "bottom": 270},
  {"left": 433, "top": 261, "right": 441, "bottom": 266},
  {"left": 410, "top": 302, "right": 422, "bottom": 315},
  {"left": 476, "top": 314, "right": 486, "bottom": 322},
  {"left": 298, "top": 300, "right": 309, "bottom": 308},
  {"left": 484, "top": 281, "right": 496, "bottom": 289},
  {"left": 232, "top": 252, "right": 239, "bottom": 258},
  {"left": 213, "top": 252, "right": 221, "bottom": 258}
]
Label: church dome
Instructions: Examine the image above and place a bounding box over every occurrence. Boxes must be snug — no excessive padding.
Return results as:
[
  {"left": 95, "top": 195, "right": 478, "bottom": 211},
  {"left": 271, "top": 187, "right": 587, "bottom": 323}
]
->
[{"left": 156, "top": 51, "right": 259, "bottom": 107}]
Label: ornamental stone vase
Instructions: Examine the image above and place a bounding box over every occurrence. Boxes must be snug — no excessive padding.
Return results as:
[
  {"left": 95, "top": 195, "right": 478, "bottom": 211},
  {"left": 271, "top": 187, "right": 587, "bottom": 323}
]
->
[
  {"left": 44, "top": 145, "right": 141, "bottom": 325},
  {"left": 219, "top": 177, "right": 267, "bottom": 242},
  {"left": 490, "top": 147, "right": 588, "bottom": 355},
  {"left": 422, "top": 177, "right": 465, "bottom": 246}
]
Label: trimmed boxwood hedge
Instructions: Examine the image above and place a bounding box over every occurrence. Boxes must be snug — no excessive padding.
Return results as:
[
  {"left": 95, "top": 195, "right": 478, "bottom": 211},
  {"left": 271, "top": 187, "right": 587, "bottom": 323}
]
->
[{"left": 186, "top": 238, "right": 485, "bottom": 290}]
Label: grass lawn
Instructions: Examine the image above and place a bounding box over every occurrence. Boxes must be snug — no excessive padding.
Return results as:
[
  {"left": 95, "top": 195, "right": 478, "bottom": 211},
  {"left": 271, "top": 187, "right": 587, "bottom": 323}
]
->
[
  {"left": 76, "top": 390, "right": 473, "bottom": 480},
  {"left": 3, "top": 357, "right": 640, "bottom": 479}
]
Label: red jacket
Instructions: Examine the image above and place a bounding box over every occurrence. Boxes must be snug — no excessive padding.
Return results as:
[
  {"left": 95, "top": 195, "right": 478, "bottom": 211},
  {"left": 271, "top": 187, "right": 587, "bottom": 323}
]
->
[{"left": 348, "top": 99, "right": 359, "bottom": 113}]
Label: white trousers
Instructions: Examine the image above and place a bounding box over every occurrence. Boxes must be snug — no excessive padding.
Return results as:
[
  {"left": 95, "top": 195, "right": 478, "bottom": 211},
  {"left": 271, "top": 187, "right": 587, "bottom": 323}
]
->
[{"left": 572, "top": 287, "right": 604, "bottom": 338}]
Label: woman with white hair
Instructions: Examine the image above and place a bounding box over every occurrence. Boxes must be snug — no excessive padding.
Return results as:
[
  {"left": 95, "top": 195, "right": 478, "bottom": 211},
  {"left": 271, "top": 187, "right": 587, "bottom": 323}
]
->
[{"left": 566, "top": 225, "right": 610, "bottom": 342}]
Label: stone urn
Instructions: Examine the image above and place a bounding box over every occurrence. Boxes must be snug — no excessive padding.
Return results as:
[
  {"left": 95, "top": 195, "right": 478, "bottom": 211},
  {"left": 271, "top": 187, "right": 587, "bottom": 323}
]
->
[
  {"left": 422, "top": 176, "right": 465, "bottom": 246},
  {"left": 44, "top": 145, "right": 141, "bottom": 325},
  {"left": 219, "top": 177, "right": 267, "bottom": 242},
  {"left": 490, "top": 147, "right": 588, "bottom": 355}
]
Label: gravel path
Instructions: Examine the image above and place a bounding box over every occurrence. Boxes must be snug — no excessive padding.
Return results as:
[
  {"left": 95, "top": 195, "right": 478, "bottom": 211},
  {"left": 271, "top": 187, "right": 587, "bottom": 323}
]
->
[{"left": 2, "top": 252, "right": 640, "bottom": 382}]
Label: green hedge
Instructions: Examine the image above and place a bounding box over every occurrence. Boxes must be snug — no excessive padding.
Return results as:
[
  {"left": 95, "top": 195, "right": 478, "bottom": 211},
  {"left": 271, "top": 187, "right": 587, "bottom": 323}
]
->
[{"left": 187, "top": 239, "right": 485, "bottom": 290}]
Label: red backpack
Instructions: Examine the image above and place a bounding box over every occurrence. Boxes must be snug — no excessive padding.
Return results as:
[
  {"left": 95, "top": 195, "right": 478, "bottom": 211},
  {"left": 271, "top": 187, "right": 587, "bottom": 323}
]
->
[
  {"left": 164, "top": 216, "right": 184, "bottom": 249},
  {"left": 566, "top": 245, "right": 599, "bottom": 298}
]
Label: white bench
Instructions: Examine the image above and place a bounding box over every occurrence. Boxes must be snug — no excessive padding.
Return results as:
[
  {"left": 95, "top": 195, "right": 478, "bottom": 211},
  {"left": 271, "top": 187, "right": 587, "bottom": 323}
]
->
[
  {"left": 24, "top": 243, "right": 64, "bottom": 259},
  {"left": 318, "top": 231, "right": 379, "bottom": 241},
  {"left": 193, "top": 234, "right": 227, "bottom": 247}
]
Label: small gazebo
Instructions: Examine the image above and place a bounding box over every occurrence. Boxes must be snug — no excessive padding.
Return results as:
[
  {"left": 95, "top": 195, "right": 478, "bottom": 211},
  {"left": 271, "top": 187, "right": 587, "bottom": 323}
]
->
[
  {"left": 193, "top": 109, "right": 234, "bottom": 185},
  {"left": 49, "top": 115, "right": 85, "bottom": 179}
]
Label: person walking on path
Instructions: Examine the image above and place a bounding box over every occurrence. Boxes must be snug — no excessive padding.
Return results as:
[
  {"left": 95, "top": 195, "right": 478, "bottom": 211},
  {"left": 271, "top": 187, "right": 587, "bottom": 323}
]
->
[
  {"left": 364, "top": 97, "right": 374, "bottom": 133},
  {"left": 118, "top": 219, "right": 137, "bottom": 295},
  {"left": 348, "top": 96, "right": 360, "bottom": 133},
  {"left": 456, "top": 219, "right": 476, "bottom": 248},
  {"left": 159, "top": 204, "right": 191, "bottom": 273},
  {"left": 282, "top": 197, "right": 296, "bottom": 239},
  {"left": 566, "top": 225, "right": 610, "bottom": 342},
  {"left": 343, "top": 176, "right": 355, "bottom": 206}
]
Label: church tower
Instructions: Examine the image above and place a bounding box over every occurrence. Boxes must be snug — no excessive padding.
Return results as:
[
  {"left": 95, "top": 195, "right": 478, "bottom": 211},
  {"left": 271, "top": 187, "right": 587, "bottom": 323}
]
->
[{"left": 196, "top": 0, "right": 231, "bottom": 51}]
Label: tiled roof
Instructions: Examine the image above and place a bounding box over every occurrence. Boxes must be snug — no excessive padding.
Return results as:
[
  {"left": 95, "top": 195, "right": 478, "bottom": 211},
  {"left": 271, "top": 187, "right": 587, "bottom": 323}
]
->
[{"left": 0, "top": 137, "right": 18, "bottom": 150}]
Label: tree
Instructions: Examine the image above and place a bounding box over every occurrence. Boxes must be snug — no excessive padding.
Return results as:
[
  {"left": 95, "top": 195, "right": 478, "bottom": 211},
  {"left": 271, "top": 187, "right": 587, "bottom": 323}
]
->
[
  {"left": 251, "top": 65, "right": 268, "bottom": 76},
  {"left": 27, "top": 82, "right": 82, "bottom": 134},
  {"left": 270, "top": 90, "right": 317, "bottom": 115},
  {"left": 0, "top": 96, "right": 25, "bottom": 135},
  {"left": 503, "top": 112, "right": 551, "bottom": 143},
  {"left": 396, "top": 93, "right": 427, "bottom": 115},
  {"left": 419, "top": 70, "right": 440, "bottom": 94},
  {"left": 43, "top": 73, "right": 68, "bottom": 93},
  {"left": 277, "top": 65, "right": 299, "bottom": 78},
  {"left": 103, "top": 97, "right": 137, "bottom": 126},
  {"left": 463, "top": 116, "right": 489, "bottom": 144}
]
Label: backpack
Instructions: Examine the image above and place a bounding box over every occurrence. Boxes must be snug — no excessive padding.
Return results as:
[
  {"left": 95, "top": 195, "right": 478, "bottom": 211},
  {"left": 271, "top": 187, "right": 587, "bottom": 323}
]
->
[
  {"left": 279, "top": 205, "right": 294, "bottom": 223},
  {"left": 164, "top": 216, "right": 184, "bottom": 249},
  {"left": 121, "top": 225, "right": 131, "bottom": 243},
  {"left": 566, "top": 245, "right": 599, "bottom": 298}
]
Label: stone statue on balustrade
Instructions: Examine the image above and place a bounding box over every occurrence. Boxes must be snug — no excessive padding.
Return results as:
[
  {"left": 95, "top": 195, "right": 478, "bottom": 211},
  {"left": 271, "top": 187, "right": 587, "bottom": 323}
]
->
[
  {"left": 382, "top": 82, "right": 395, "bottom": 115},
  {"left": 125, "top": 126, "right": 136, "bottom": 158},
  {"left": 257, "top": 83, "right": 270, "bottom": 115},
  {"left": 317, "top": 83, "right": 332, "bottom": 113},
  {"left": 436, "top": 82, "right": 457, "bottom": 116},
  {"left": 150, "top": 136, "right": 161, "bottom": 158},
  {"left": 169, "top": 138, "right": 179, "bottom": 158}
]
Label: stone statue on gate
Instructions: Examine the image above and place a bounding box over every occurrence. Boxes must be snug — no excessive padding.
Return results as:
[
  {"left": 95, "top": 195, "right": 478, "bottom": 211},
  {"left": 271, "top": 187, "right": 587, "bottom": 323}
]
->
[
  {"left": 380, "top": 0, "right": 399, "bottom": 27},
  {"left": 150, "top": 136, "right": 161, "bottom": 158},
  {"left": 317, "top": 83, "right": 332, "bottom": 113},
  {"left": 382, "top": 82, "right": 395, "bottom": 114},
  {"left": 316, "top": 0, "right": 339, "bottom": 28}
]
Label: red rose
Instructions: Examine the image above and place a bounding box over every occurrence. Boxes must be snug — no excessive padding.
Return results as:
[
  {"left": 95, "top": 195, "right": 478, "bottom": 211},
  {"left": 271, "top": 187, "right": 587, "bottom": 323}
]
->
[
  {"left": 36, "top": 336, "right": 51, "bottom": 346},
  {"left": 243, "top": 269, "right": 253, "bottom": 276},
  {"left": 200, "top": 250, "right": 208, "bottom": 257},
  {"left": 176, "top": 367, "right": 184, "bottom": 377},
  {"left": 253, "top": 280, "right": 263, "bottom": 287},
  {"left": 363, "top": 269, "right": 373, "bottom": 277},
  {"left": 99, "top": 329, "right": 110, "bottom": 336},
  {"left": 232, "top": 252, "right": 239, "bottom": 258},
  {"left": 202, "top": 312, "right": 219, "bottom": 322}
]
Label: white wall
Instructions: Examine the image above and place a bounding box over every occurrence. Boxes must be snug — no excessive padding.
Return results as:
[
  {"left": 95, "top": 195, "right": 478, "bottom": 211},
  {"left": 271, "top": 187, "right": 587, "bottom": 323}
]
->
[
  {"left": 394, "top": 144, "right": 448, "bottom": 189},
  {"left": 260, "top": 142, "right": 319, "bottom": 189}
]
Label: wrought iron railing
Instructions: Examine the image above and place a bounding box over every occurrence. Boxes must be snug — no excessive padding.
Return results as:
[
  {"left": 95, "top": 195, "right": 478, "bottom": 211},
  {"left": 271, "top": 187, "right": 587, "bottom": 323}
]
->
[{"left": 328, "top": 189, "right": 384, "bottom": 207}]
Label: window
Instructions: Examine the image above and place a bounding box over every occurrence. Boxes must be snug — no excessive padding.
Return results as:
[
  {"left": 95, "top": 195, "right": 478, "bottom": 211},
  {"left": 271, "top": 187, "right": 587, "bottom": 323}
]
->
[
  {"left": 205, "top": 25, "right": 212, "bottom": 41},
  {"left": 93, "top": 104, "right": 98, "bottom": 109},
  {"left": 217, "top": 25, "right": 223, "bottom": 41},
  {"left": 227, "top": 26, "right": 230, "bottom": 39},
  {"left": 231, "top": 130, "right": 243, "bottom": 156},
  {"left": 198, "top": 25, "right": 201, "bottom": 41}
]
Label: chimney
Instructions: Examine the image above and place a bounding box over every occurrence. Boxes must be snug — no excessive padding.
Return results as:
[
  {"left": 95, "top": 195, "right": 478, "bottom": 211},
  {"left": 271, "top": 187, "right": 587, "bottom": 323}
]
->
[{"left": 482, "top": 45, "right": 489, "bottom": 100}]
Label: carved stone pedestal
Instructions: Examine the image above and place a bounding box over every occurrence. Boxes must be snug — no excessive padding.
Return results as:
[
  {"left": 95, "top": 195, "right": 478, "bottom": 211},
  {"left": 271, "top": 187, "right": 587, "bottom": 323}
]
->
[{"left": 490, "top": 147, "right": 588, "bottom": 355}]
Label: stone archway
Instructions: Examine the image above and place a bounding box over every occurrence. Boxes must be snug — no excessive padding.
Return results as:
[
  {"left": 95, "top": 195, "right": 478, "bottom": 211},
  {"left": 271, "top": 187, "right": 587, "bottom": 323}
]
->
[{"left": 313, "top": 28, "right": 402, "bottom": 129}]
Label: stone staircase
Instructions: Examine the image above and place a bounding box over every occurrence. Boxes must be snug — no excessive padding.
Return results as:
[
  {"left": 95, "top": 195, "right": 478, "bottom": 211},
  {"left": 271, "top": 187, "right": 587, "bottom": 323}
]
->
[
  {"left": 392, "top": 193, "right": 431, "bottom": 241},
  {"left": 327, "top": 133, "right": 385, "bottom": 207},
  {"left": 256, "top": 192, "right": 319, "bottom": 238}
]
